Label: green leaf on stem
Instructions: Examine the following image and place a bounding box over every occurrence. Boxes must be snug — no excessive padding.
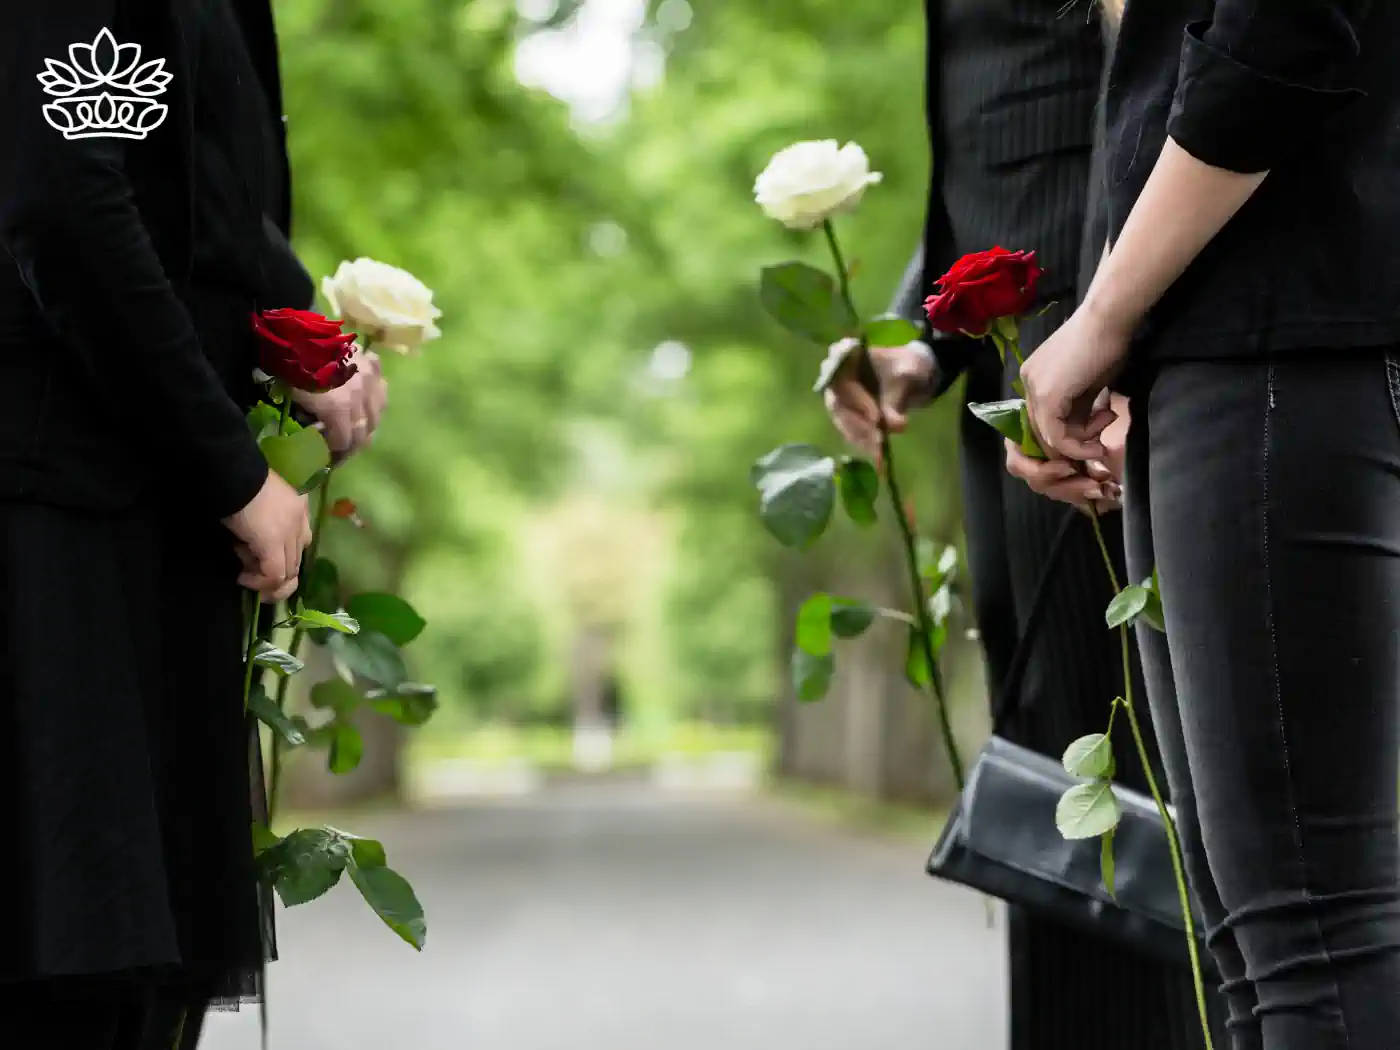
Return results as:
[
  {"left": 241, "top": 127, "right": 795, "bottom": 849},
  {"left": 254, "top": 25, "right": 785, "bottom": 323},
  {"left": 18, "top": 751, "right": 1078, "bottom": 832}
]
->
[
  {"left": 298, "top": 467, "right": 332, "bottom": 495},
  {"left": 260, "top": 827, "right": 351, "bottom": 907},
  {"left": 246, "top": 401, "right": 282, "bottom": 441},
  {"left": 1017, "top": 403, "right": 1046, "bottom": 460},
  {"left": 1101, "top": 829, "right": 1117, "bottom": 900},
  {"left": 328, "top": 720, "right": 364, "bottom": 774},
  {"left": 248, "top": 681, "right": 307, "bottom": 748},
  {"left": 330, "top": 630, "right": 410, "bottom": 689},
  {"left": 366, "top": 683, "right": 440, "bottom": 727},
  {"left": 864, "top": 315, "right": 921, "bottom": 348},
  {"left": 310, "top": 677, "right": 362, "bottom": 714},
  {"left": 1106, "top": 584, "right": 1152, "bottom": 629},
  {"left": 1055, "top": 781, "right": 1122, "bottom": 840},
  {"left": 750, "top": 444, "right": 836, "bottom": 549},
  {"left": 251, "top": 822, "right": 282, "bottom": 856},
  {"left": 968, "top": 399, "right": 1026, "bottom": 443},
  {"left": 758, "top": 261, "right": 856, "bottom": 345},
  {"left": 904, "top": 623, "right": 934, "bottom": 690},
  {"left": 837, "top": 457, "right": 879, "bottom": 526},
  {"left": 813, "top": 337, "right": 857, "bottom": 394},
  {"left": 254, "top": 640, "right": 305, "bottom": 677},
  {"left": 348, "top": 860, "right": 427, "bottom": 951},
  {"left": 794, "top": 594, "right": 833, "bottom": 655},
  {"left": 345, "top": 593, "right": 427, "bottom": 647},
  {"left": 791, "top": 648, "right": 835, "bottom": 702},
  {"left": 1062, "top": 733, "right": 1115, "bottom": 779},
  {"left": 259, "top": 427, "right": 332, "bottom": 491},
  {"left": 290, "top": 604, "right": 359, "bottom": 635},
  {"left": 829, "top": 598, "right": 876, "bottom": 639},
  {"left": 1140, "top": 570, "right": 1166, "bottom": 633},
  {"left": 348, "top": 835, "right": 388, "bottom": 870}
]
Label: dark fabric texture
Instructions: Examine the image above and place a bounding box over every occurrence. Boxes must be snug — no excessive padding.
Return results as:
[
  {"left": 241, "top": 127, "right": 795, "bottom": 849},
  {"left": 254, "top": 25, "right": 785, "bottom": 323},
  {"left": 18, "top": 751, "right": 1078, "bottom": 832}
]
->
[
  {"left": 1100, "top": 2, "right": 1400, "bottom": 374},
  {"left": 919, "top": 0, "right": 1103, "bottom": 398},
  {"left": 0, "top": 0, "right": 287, "bottom": 1008},
  {"left": 0, "top": 484, "right": 264, "bottom": 997},
  {"left": 906, "top": 3, "right": 1227, "bottom": 1045},
  {"left": 1124, "top": 352, "right": 1400, "bottom": 1049},
  {"left": 0, "top": 0, "right": 307, "bottom": 518}
]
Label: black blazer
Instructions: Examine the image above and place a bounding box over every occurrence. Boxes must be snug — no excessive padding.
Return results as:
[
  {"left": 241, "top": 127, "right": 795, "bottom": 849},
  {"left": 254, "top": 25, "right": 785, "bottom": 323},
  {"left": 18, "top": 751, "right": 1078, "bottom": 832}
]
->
[
  {"left": 1105, "top": 2, "right": 1400, "bottom": 364},
  {"left": 0, "top": 1, "right": 294, "bottom": 518},
  {"left": 910, "top": 0, "right": 1104, "bottom": 396},
  {"left": 891, "top": 0, "right": 1106, "bottom": 714}
]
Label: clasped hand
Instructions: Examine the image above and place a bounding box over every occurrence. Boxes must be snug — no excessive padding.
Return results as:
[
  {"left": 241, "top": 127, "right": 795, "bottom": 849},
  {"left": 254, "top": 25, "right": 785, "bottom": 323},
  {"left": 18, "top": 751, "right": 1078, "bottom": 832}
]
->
[
  {"left": 1006, "top": 304, "right": 1133, "bottom": 514},
  {"left": 224, "top": 347, "right": 389, "bottom": 601}
]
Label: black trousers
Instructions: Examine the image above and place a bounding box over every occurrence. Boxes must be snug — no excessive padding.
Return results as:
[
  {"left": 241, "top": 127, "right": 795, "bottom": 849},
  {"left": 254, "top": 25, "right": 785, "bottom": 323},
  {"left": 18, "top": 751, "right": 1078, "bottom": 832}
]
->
[
  {"left": 1124, "top": 352, "right": 1400, "bottom": 1049},
  {"left": 961, "top": 315, "right": 1227, "bottom": 1050}
]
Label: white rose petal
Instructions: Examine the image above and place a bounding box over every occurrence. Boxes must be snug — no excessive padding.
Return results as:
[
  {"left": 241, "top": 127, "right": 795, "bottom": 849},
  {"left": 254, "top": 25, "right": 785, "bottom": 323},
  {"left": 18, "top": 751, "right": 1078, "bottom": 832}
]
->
[
  {"left": 753, "top": 140, "right": 882, "bottom": 230},
  {"left": 320, "top": 257, "right": 443, "bottom": 354}
]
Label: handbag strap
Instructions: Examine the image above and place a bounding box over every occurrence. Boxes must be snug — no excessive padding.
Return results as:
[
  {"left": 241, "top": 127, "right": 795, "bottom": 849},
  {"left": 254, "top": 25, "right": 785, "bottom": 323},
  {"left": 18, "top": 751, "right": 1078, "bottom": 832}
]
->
[{"left": 989, "top": 505, "right": 1083, "bottom": 738}]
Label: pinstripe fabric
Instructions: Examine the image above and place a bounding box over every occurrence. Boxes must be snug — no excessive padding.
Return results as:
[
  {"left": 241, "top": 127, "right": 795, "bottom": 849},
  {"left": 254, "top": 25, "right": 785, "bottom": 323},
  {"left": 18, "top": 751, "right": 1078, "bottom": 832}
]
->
[{"left": 910, "top": 2, "right": 1229, "bottom": 1046}]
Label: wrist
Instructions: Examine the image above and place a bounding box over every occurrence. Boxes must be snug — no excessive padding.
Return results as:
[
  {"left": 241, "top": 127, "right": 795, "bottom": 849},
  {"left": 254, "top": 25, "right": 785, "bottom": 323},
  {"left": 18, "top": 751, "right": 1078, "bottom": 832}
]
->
[{"left": 1079, "top": 271, "right": 1142, "bottom": 343}]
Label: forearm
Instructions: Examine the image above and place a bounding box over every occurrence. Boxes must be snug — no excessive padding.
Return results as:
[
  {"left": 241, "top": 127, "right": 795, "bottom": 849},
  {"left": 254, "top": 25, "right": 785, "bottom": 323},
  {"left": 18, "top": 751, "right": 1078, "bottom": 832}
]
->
[{"left": 1081, "top": 139, "right": 1266, "bottom": 332}]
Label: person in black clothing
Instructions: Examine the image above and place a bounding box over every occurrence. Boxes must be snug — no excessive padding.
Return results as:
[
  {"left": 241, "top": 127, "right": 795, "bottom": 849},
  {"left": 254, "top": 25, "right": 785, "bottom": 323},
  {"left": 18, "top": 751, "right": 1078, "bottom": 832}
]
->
[
  {"left": 0, "top": 1, "right": 383, "bottom": 1045},
  {"left": 1009, "top": 3, "right": 1400, "bottom": 1048},
  {"left": 826, "top": 3, "right": 1224, "bottom": 1048}
]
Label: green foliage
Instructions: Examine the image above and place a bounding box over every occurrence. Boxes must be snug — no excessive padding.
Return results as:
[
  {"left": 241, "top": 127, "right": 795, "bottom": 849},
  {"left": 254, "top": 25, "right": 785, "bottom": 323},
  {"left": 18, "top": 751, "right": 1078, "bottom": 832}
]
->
[
  {"left": 758, "top": 262, "right": 856, "bottom": 345},
  {"left": 750, "top": 444, "right": 837, "bottom": 549}
]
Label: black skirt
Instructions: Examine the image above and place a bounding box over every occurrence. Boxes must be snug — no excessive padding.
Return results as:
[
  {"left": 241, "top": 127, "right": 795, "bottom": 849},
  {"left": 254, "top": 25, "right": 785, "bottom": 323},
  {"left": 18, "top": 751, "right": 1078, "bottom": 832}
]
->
[{"left": 0, "top": 494, "right": 269, "bottom": 1003}]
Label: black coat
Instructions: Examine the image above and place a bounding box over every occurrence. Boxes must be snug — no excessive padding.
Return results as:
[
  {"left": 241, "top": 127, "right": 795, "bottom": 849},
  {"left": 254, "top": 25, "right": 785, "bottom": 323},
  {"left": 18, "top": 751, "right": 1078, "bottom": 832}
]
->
[
  {"left": 0, "top": 0, "right": 308, "bottom": 520},
  {"left": 900, "top": 3, "right": 1226, "bottom": 1047}
]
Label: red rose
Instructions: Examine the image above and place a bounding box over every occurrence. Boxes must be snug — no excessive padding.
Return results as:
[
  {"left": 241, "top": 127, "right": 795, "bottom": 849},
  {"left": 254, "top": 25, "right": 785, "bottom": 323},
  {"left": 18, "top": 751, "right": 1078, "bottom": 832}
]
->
[
  {"left": 251, "top": 308, "right": 358, "bottom": 392},
  {"left": 922, "top": 247, "right": 1043, "bottom": 337}
]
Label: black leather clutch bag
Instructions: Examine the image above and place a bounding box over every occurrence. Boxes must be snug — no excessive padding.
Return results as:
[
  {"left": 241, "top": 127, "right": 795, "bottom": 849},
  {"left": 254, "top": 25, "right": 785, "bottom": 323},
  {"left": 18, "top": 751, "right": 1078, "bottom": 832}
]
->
[
  {"left": 925, "top": 508, "right": 1213, "bottom": 973},
  {"left": 928, "top": 735, "right": 1210, "bottom": 969}
]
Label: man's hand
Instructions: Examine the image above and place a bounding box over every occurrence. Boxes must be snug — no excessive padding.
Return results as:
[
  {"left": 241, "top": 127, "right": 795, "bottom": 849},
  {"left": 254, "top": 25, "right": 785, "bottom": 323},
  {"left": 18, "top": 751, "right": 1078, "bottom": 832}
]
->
[
  {"left": 823, "top": 338, "right": 937, "bottom": 461},
  {"left": 222, "top": 470, "right": 313, "bottom": 600},
  {"left": 292, "top": 348, "right": 388, "bottom": 457}
]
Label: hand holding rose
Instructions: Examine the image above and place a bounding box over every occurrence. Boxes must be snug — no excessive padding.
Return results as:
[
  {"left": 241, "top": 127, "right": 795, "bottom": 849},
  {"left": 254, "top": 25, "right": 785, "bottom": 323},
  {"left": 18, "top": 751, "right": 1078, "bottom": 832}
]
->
[
  {"left": 1018, "top": 303, "right": 1132, "bottom": 462},
  {"left": 294, "top": 348, "right": 388, "bottom": 457},
  {"left": 823, "top": 337, "right": 936, "bottom": 461},
  {"left": 1005, "top": 392, "right": 1129, "bottom": 514}
]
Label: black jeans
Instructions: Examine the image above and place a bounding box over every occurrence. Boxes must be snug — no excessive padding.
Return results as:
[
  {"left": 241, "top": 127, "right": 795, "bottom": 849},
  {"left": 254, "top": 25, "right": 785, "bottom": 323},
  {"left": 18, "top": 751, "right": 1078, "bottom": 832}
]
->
[{"left": 1123, "top": 352, "right": 1400, "bottom": 1049}]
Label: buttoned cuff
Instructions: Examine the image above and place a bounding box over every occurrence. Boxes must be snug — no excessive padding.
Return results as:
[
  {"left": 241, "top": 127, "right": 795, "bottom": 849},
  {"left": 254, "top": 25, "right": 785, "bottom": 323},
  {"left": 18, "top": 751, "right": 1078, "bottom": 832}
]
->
[{"left": 1167, "top": 21, "right": 1363, "bottom": 174}]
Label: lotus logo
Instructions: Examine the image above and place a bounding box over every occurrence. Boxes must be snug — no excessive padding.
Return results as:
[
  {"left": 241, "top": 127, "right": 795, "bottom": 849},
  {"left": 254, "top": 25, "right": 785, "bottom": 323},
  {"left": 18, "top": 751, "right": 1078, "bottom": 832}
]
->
[{"left": 37, "top": 27, "right": 173, "bottom": 140}]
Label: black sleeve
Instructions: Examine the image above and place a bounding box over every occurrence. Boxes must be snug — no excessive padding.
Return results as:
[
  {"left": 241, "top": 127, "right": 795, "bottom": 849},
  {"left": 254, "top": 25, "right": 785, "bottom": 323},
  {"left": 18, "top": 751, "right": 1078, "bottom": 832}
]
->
[
  {"left": 0, "top": 4, "right": 268, "bottom": 520},
  {"left": 1167, "top": 4, "right": 1372, "bottom": 174},
  {"left": 886, "top": 243, "right": 977, "bottom": 402},
  {"left": 257, "top": 215, "right": 316, "bottom": 310}
]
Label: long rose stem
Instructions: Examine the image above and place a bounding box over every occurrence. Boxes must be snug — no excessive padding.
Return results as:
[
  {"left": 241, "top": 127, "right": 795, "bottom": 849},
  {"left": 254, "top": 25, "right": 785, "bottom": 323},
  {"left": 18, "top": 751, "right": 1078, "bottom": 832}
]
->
[
  {"left": 1087, "top": 509, "right": 1213, "bottom": 1050},
  {"left": 822, "top": 219, "right": 965, "bottom": 790}
]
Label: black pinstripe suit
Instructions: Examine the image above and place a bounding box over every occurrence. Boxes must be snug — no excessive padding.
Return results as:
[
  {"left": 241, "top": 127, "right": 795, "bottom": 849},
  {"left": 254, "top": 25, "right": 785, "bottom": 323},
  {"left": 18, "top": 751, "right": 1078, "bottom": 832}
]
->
[{"left": 903, "top": 2, "right": 1227, "bottom": 1047}]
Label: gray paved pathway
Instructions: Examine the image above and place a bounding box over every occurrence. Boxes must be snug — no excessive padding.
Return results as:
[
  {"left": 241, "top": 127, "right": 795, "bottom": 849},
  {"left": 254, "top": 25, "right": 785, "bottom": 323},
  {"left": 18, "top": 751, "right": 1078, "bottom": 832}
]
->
[{"left": 202, "top": 783, "right": 1005, "bottom": 1050}]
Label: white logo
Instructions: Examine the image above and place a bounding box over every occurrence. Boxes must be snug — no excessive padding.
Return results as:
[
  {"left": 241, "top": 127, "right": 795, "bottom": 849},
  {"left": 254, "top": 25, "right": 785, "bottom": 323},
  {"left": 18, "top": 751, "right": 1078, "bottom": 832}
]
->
[{"left": 37, "top": 27, "right": 173, "bottom": 141}]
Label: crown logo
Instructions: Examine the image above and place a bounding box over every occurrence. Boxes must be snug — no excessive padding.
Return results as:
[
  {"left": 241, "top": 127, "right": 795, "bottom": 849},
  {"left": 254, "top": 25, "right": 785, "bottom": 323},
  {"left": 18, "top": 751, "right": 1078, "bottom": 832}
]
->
[{"left": 37, "top": 27, "right": 173, "bottom": 141}]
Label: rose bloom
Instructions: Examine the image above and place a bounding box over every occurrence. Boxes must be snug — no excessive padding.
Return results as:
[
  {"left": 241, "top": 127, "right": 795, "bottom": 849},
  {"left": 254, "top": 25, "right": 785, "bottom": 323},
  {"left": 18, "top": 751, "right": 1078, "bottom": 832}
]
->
[
  {"left": 923, "top": 247, "right": 1043, "bottom": 337},
  {"left": 251, "top": 308, "right": 358, "bottom": 392},
  {"left": 753, "top": 140, "right": 882, "bottom": 230},
  {"left": 321, "top": 257, "right": 442, "bottom": 354}
]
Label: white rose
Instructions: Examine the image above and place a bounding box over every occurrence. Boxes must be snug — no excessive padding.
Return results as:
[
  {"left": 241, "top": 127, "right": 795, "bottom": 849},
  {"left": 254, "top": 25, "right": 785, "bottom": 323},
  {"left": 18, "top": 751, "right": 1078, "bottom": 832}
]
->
[
  {"left": 321, "top": 257, "right": 443, "bottom": 354},
  {"left": 753, "top": 140, "right": 883, "bottom": 230}
]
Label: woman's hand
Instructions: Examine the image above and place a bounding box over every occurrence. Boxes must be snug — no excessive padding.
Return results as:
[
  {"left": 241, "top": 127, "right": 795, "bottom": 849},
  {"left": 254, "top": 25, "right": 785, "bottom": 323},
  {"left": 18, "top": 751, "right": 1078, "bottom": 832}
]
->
[
  {"left": 1020, "top": 304, "right": 1133, "bottom": 462},
  {"left": 222, "top": 471, "right": 313, "bottom": 600},
  {"left": 1006, "top": 394, "right": 1130, "bottom": 515},
  {"left": 292, "top": 348, "right": 388, "bottom": 458},
  {"left": 824, "top": 338, "right": 936, "bottom": 461}
]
